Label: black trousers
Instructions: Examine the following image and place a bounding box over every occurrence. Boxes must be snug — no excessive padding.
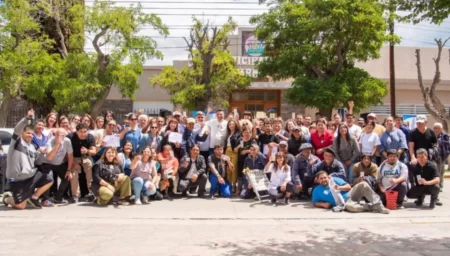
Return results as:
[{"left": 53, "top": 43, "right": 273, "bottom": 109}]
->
[
  {"left": 407, "top": 184, "right": 440, "bottom": 201},
  {"left": 377, "top": 182, "right": 408, "bottom": 205},
  {"left": 41, "top": 163, "right": 70, "bottom": 201},
  {"left": 178, "top": 173, "right": 208, "bottom": 195}
]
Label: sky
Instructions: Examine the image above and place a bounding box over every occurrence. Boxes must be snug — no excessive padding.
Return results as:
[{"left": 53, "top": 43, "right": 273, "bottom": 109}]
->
[{"left": 84, "top": 0, "right": 450, "bottom": 65}]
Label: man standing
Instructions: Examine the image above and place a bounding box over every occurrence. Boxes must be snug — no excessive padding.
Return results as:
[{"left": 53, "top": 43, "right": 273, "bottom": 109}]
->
[
  {"left": 364, "top": 113, "right": 386, "bottom": 136},
  {"left": 394, "top": 115, "right": 410, "bottom": 140},
  {"left": 206, "top": 109, "right": 228, "bottom": 155},
  {"left": 407, "top": 149, "right": 441, "bottom": 208},
  {"left": 433, "top": 122, "right": 450, "bottom": 191},
  {"left": 44, "top": 128, "right": 74, "bottom": 204},
  {"left": 345, "top": 114, "right": 362, "bottom": 140},
  {"left": 257, "top": 121, "right": 280, "bottom": 156},
  {"left": 379, "top": 116, "right": 409, "bottom": 164},
  {"left": 67, "top": 123, "right": 97, "bottom": 203},
  {"left": 2, "top": 110, "right": 53, "bottom": 209},
  {"left": 377, "top": 149, "right": 408, "bottom": 209},
  {"left": 312, "top": 171, "right": 389, "bottom": 214}
]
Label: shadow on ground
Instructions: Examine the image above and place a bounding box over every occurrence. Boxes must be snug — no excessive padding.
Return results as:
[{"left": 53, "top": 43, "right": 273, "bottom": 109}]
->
[{"left": 203, "top": 229, "right": 450, "bottom": 256}]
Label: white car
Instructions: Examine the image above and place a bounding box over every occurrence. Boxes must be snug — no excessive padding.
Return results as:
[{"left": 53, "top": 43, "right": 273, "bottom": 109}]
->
[{"left": 0, "top": 128, "right": 14, "bottom": 154}]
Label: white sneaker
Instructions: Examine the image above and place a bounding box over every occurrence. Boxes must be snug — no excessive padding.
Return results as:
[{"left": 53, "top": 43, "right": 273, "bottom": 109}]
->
[{"left": 135, "top": 199, "right": 142, "bottom": 205}]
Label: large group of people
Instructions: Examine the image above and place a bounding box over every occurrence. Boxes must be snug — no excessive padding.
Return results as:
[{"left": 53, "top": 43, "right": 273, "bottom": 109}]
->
[{"left": 2, "top": 102, "right": 449, "bottom": 214}]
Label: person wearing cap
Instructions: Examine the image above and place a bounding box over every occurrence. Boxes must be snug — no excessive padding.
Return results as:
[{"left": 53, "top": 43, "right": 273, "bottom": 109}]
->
[
  {"left": 408, "top": 115, "right": 439, "bottom": 166},
  {"left": 181, "top": 118, "right": 208, "bottom": 157},
  {"left": 287, "top": 126, "right": 310, "bottom": 156},
  {"left": 278, "top": 141, "right": 295, "bottom": 168},
  {"left": 171, "top": 111, "right": 186, "bottom": 134},
  {"left": 377, "top": 149, "right": 408, "bottom": 209},
  {"left": 240, "top": 144, "right": 267, "bottom": 199},
  {"left": 407, "top": 148, "right": 441, "bottom": 208},
  {"left": 379, "top": 116, "right": 409, "bottom": 164},
  {"left": 292, "top": 143, "right": 319, "bottom": 196},
  {"left": 312, "top": 148, "right": 346, "bottom": 181},
  {"left": 312, "top": 171, "right": 390, "bottom": 214},
  {"left": 433, "top": 122, "right": 450, "bottom": 190},
  {"left": 351, "top": 154, "right": 378, "bottom": 190},
  {"left": 362, "top": 113, "right": 385, "bottom": 136}
]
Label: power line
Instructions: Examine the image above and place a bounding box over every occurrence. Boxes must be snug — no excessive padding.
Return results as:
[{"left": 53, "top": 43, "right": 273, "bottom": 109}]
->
[{"left": 395, "top": 25, "right": 450, "bottom": 33}]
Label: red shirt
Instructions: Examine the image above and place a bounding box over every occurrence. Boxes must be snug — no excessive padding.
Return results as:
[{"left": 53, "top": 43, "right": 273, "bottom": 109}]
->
[{"left": 310, "top": 130, "right": 334, "bottom": 160}]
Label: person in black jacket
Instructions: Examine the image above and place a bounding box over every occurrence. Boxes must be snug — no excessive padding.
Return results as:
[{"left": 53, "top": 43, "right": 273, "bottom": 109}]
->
[
  {"left": 178, "top": 145, "right": 208, "bottom": 197},
  {"left": 91, "top": 147, "right": 132, "bottom": 206},
  {"left": 287, "top": 126, "right": 310, "bottom": 156}
]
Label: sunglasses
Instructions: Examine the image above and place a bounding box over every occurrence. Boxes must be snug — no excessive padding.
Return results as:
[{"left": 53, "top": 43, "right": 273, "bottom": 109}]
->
[
  {"left": 151, "top": 127, "right": 158, "bottom": 129},
  {"left": 108, "top": 124, "right": 116, "bottom": 126},
  {"left": 131, "top": 118, "right": 138, "bottom": 121}
]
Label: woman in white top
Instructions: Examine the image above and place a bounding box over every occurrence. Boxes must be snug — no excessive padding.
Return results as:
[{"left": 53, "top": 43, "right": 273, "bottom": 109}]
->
[
  {"left": 130, "top": 146, "right": 158, "bottom": 204},
  {"left": 359, "top": 120, "right": 381, "bottom": 161},
  {"left": 264, "top": 152, "right": 294, "bottom": 205}
]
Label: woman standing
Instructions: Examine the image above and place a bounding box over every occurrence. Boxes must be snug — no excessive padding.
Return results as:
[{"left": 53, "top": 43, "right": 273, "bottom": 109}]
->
[
  {"left": 284, "top": 120, "right": 295, "bottom": 137},
  {"left": 310, "top": 119, "right": 334, "bottom": 160},
  {"left": 58, "top": 116, "right": 73, "bottom": 134},
  {"left": 130, "top": 146, "right": 158, "bottom": 204},
  {"left": 264, "top": 152, "right": 294, "bottom": 205},
  {"left": 359, "top": 120, "right": 381, "bottom": 161},
  {"left": 119, "top": 114, "right": 141, "bottom": 153},
  {"left": 91, "top": 147, "right": 132, "bottom": 206},
  {"left": 224, "top": 120, "right": 240, "bottom": 193},
  {"left": 236, "top": 127, "right": 255, "bottom": 195},
  {"left": 332, "top": 123, "right": 361, "bottom": 182},
  {"left": 95, "top": 116, "right": 105, "bottom": 130},
  {"left": 44, "top": 112, "right": 58, "bottom": 140},
  {"left": 159, "top": 118, "right": 182, "bottom": 160},
  {"left": 139, "top": 121, "right": 162, "bottom": 153}
]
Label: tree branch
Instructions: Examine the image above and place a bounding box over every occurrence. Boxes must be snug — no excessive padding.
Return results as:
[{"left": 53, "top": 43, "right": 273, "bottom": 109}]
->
[
  {"left": 415, "top": 49, "right": 442, "bottom": 121},
  {"left": 53, "top": 1, "right": 68, "bottom": 59},
  {"left": 334, "top": 38, "right": 344, "bottom": 73},
  {"left": 428, "top": 38, "right": 450, "bottom": 121}
]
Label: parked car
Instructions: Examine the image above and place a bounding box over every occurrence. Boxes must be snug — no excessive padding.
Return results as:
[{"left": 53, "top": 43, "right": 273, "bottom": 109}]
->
[{"left": 0, "top": 128, "right": 14, "bottom": 154}]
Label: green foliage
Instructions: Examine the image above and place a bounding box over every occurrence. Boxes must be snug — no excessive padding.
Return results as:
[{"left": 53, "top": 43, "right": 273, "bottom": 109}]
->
[
  {"left": 285, "top": 68, "right": 388, "bottom": 113},
  {"left": 151, "top": 17, "right": 251, "bottom": 110},
  {"left": 1, "top": 0, "right": 168, "bottom": 115},
  {"left": 397, "top": 0, "right": 450, "bottom": 25},
  {"left": 251, "top": 0, "right": 392, "bottom": 114}
]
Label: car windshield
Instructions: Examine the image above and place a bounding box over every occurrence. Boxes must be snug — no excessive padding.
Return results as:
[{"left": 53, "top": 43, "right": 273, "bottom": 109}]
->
[{"left": 0, "top": 131, "right": 12, "bottom": 147}]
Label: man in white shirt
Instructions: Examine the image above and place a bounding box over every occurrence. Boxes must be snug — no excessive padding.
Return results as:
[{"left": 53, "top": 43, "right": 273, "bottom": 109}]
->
[
  {"left": 206, "top": 109, "right": 228, "bottom": 155},
  {"left": 346, "top": 114, "right": 362, "bottom": 140}
]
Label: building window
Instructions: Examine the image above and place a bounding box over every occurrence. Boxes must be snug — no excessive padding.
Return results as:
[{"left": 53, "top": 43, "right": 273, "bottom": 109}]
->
[
  {"left": 245, "top": 104, "right": 265, "bottom": 112},
  {"left": 369, "top": 104, "right": 450, "bottom": 115},
  {"left": 231, "top": 91, "right": 277, "bottom": 101}
]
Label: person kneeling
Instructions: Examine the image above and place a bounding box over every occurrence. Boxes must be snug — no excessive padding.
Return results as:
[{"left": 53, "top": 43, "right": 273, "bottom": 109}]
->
[
  {"left": 312, "top": 171, "right": 389, "bottom": 214},
  {"left": 2, "top": 110, "right": 53, "bottom": 209},
  {"left": 208, "top": 145, "right": 234, "bottom": 198},
  {"left": 130, "top": 146, "right": 158, "bottom": 205},
  {"left": 407, "top": 148, "right": 441, "bottom": 209},
  {"left": 178, "top": 145, "right": 208, "bottom": 198},
  {"left": 91, "top": 147, "right": 132, "bottom": 206},
  {"left": 264, "top": 152, "right": 294, "bottom": 205}
]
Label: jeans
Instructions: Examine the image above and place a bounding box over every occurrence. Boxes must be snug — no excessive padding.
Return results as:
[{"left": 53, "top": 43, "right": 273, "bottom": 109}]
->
[
  {"left": 345, "top": 162, "right": 356, "bottom": 183},
  {"left": 178, "top": 173, "right": 208, "bottom": 195},
  {"left": 132, "top": 177, "right": 156, "bottom": 199},
  {"left": 209, "top": 174, "right": 231, "bottom": 197}
]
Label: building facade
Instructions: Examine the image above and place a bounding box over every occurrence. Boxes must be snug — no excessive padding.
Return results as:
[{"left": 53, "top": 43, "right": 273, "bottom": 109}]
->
[{"left": 106, "top": 28, "right": 450, "bottom": 123}]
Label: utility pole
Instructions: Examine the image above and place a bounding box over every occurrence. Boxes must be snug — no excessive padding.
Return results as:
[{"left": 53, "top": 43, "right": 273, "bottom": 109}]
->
[{"left": 389, "top": 1, "right": 396, "bottom": 116}]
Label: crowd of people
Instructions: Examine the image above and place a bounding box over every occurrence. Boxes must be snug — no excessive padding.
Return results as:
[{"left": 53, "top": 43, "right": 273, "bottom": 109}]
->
[{"left": 2, "top": 102, "right": 449, "bottom": 214}]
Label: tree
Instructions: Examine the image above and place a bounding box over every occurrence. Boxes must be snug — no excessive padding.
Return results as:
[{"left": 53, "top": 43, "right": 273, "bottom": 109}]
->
[
  {"left": 415, "top": 38, "right": 450, "bottom": 132},
  {"left": 150, "top": 17, "right": 251, "bottom": 111},
  {"left": 39, "top": 0, "right": 169, "bottom": 117},
  {"left": 397, "top": 0, "right": 450, "bottom": 24},
  {"left": 251, "top": 0, "right": 395, "bottom": 118},
  {"left": 0, "top": 0, "right": 62, "bottom": 126}
]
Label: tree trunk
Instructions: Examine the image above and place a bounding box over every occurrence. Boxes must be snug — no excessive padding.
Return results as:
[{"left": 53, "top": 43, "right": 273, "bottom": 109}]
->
[
  {"left": 319, "top": 107, "right": 333, "bottom": 121},
  {"left": 0, "top": 88, "right": 13, "bottom": 127},
  {"left": 90, "top": 86, "right": 111, "bottom": 118},
  {"left": 195, "top": 96, "right": 209, "bottom": 112}
]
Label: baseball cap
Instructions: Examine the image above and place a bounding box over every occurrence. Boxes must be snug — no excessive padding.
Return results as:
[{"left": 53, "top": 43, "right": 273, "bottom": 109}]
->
[
  {"left": 416, "top": 115, "right": 427, "bottom": 123},
  {"left": 293, "top": 126, "right": 301, "bottom": 131},
  {"left": 279, "top": 141, "right": 288, "bottom": 146},
  {"left": 173, "top": 111, "right": 181, "bottom": 116},
  {"left": 187, "top": 118, "right": 195, "bottom": 124},
  {"left": 368, "top": 113, "right": 377, "bottom": 118}
]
